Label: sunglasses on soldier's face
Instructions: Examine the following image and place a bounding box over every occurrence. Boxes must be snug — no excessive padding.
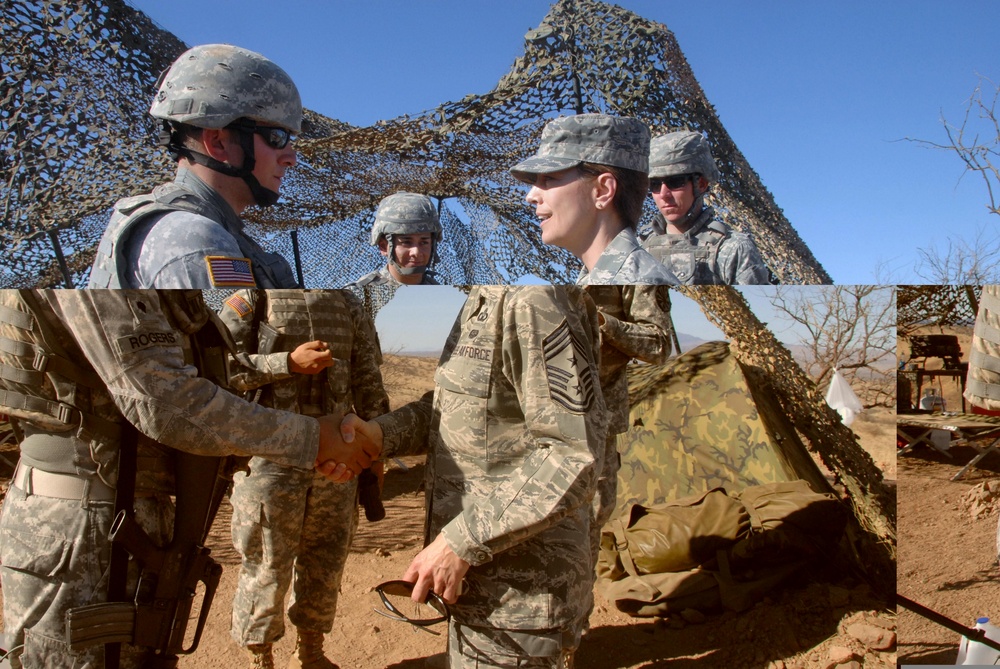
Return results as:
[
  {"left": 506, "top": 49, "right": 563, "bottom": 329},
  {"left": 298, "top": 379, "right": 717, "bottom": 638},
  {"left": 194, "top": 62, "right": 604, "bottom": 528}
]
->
[
  {"left": 649, "top": 175, "right": 692, "bottom": 192},
  {"left": 253, "top": 126, "right": 294, "bottom": 150}
]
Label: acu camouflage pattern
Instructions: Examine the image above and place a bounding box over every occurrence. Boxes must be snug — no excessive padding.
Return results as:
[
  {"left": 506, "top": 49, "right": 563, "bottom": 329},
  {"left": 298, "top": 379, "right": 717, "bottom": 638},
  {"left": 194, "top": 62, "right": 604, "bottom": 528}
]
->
[
  {"left": 616, "top": 341, "right": 817, "bottom": 521},
  {"left": 576, "top": 228, "right": 678, "bottom": 285},
  {"left": 510, "top": 114, "right": 650, "bottom": 181},
  {"left": 149, "top": 43, "right": 302, "bottom": 133},
  {"left": 642, "top": 207, "right": 771, "bottom": 285},
  {"left": 345, "top": 265, "right": 440, "bottom": 288},
  {"left": 374, "top": 286, "right": 607, "bottom": 641},
  {"left": 219, "top": 289, "right": 389, "bottom": 644},
  {"left": 648, "top": 131, "right": 721, "bottom": 183},
  {"left": 965, "top": 285, "right": 1000, "bottom": 410},
  {"left": 88, "top": 168, "right": 299, "bottom": 289},
  {"left": 370, "top": 192, "right": 443, "bottom": 244},
  {"left": 0, "top": 290, "right": 319, "bottom": 668}
]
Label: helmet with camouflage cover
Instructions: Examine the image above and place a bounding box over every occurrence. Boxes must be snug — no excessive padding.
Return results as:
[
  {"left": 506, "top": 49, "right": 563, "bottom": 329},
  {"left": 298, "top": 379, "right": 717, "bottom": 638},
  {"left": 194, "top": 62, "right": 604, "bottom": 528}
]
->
[
  {"left": 150, "top": 44, "right": 302, "bottom": 207},
  {"left": 371, "top": 192, "right": 442, "bottom": 276},
  {"left": 648, "top": 131, "right": 720, "bottom": 183},
  {"left": 150, "top": 44, "right": 302, "bottom": 133}
]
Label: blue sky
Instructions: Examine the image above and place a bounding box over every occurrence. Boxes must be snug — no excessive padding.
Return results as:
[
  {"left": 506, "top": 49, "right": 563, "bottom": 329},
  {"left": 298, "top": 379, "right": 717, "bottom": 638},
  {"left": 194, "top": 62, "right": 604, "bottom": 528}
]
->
[
  {"left": 127, "top": 0, "right": 1000, "bottom": 284},
  {"left": 371, "top": 286, "right": 861, "bottom": 354}
]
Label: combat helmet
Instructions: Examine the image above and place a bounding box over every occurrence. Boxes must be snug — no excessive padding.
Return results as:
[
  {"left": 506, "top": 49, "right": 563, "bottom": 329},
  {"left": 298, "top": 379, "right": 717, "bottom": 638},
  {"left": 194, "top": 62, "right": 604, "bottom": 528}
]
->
[
  {"left": 648, "top": 130, "right": 719, "bottom": 230},
  {"left": 371, "top": 192, "right": 442, "bottom": 276},
  {"left": 648, "top": 130, "right": 720, "bottom": 183},
  {"left": 150, "top": 44, "right": 302, "bottom": 206}
]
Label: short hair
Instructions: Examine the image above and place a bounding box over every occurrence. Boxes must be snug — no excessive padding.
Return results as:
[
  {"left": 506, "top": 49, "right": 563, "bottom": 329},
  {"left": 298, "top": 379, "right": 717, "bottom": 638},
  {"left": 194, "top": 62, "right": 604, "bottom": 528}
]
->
[{"left": 580, "top": 162, "right": 649, "bottom": 230}]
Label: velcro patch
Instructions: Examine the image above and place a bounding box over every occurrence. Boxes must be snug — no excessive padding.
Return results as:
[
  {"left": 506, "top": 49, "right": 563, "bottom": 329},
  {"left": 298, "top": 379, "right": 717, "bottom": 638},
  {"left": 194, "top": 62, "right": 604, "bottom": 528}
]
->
[
  {"left": 114, "top": 330, "right": 180, "bottom": 357},
  {"left": 206, "top": 256, "right": 255, "bottom": 287},
  {"left": 224, "top": 293, "right": 253, "bottom": 319},
  {"left": 542, "top": 320, "right": 595, "bottom": 414}
]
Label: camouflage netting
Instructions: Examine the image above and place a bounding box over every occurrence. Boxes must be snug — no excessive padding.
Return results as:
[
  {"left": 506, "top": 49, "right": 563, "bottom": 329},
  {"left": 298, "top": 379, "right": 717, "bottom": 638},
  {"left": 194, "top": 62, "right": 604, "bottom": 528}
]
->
[
  {"left": 2, "top": 0, "right": 831, "bottom": 291},
  {"left": 897, "top": 285, "right": 981, "bottom": 335},
  {"left": 673, "top": 286, "right": 895, "bottom": 598}
]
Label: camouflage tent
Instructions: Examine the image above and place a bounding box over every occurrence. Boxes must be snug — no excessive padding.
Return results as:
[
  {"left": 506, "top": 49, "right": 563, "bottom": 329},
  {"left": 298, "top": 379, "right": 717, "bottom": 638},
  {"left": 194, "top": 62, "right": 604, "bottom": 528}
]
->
[{"left": 616, "top": 340, "right": 830, "bottom": 519}]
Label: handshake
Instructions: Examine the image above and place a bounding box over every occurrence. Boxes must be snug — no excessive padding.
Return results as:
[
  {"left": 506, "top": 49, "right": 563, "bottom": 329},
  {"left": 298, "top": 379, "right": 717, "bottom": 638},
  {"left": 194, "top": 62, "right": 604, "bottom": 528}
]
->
[{"left": 314, "top": 413, "right": 385, "bottom": 483}]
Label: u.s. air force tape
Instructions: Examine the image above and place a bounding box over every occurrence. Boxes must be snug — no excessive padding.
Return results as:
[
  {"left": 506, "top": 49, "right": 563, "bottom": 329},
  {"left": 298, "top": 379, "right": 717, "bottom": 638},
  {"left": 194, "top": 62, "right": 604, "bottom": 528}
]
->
[{"left": 542, "top": 320, "right": 595, "bottom": 414}]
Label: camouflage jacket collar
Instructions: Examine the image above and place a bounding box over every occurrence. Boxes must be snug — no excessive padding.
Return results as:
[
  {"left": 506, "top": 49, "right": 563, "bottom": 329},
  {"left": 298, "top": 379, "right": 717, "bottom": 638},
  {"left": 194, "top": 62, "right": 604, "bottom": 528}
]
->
[{"left": 173, "top": 168, "right": 244, "bottom": 234}]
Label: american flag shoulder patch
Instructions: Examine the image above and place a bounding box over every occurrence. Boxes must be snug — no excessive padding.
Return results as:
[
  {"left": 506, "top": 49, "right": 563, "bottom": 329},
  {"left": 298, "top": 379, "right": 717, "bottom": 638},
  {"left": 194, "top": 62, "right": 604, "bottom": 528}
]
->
[
  {"left": 206, "top": 256, "right": 256, "bottom": 287},
  {"left": 224, "top": 293, "right": 253, "bottom": 319}
]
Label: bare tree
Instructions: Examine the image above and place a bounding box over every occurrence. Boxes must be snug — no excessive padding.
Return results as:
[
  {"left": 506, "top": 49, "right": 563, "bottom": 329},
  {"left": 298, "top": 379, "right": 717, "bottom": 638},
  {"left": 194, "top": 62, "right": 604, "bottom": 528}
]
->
[
  {"left": 915, "top": 224, "right": 1000, "bottom": 284},
  {"left": 767, "top": 286, "right": 896, "bottom": 408},
  {"left": 908, "top": 76, "right": 1000, "bottom": 282}
]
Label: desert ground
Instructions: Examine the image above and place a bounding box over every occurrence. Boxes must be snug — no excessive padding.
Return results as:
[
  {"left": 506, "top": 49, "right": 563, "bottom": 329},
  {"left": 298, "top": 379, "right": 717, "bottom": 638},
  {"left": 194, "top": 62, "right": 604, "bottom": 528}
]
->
[
  {"left": 0, "top": 352, "right": 896, "bottom": 668},
  {"left": 896, "top": 325, "right": 1000, "bottom": 665}
]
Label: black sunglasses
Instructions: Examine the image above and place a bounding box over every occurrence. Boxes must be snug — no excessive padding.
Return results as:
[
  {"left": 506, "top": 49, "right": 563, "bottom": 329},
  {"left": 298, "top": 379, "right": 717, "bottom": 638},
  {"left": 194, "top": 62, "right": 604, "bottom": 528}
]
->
[
  {"left": 253, "top": 125, "right": 294, "bottom": 150},
  {"left": 373, "top": 580, "right": 449, "bottom": 635},
  {"left": 228, "top": 120, "right": 294, "bottom": 150},
  {"left": 649, "top": 174, "right": 693, "bottom": 192}
]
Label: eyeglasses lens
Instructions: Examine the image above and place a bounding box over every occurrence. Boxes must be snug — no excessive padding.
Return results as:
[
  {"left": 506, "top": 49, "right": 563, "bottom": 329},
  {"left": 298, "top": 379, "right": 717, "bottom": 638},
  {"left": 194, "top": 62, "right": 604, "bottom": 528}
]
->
[
  {"left": 650, "top": 175, "right": 691, "bottom": 192},
  {"left": 256, "top": 127, "right": 292, "bottom": 149}
]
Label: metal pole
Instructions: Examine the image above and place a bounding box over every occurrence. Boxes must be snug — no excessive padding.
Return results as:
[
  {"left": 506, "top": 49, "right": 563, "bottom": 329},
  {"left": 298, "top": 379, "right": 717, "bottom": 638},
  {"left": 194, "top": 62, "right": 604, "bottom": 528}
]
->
[
  {"left": 47, "top": 229, "right": 74, "bottom": 288},
  {"left": 290, "top": 229, "right": 305, "bottom": 288}
]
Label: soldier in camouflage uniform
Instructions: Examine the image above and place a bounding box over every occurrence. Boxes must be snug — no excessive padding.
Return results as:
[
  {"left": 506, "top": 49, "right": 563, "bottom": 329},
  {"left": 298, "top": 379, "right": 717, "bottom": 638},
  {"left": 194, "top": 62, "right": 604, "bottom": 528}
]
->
[
  {"left": 219, "top": 289, "right": 390, "bottom": 669},
  {"left": 966, "top": 285, "right": 1000, "bottom": 412},
  {"left": 510, "top": 114, "right": 678, "bottom": 286},
  {"left": 346, "top": 192, "right": 443, "bottom": 288},
  {"left": 0, "top": 290, "right": 373, "bottom": 669},
  {"left": 344, "top": 286, "right": 607, "bottom": 668},
  {"left": 89, "top": 44, "right": 302, "bottom": 289},
  {"left": 641, "top": 130, "right": 770, "bottom": 285}
]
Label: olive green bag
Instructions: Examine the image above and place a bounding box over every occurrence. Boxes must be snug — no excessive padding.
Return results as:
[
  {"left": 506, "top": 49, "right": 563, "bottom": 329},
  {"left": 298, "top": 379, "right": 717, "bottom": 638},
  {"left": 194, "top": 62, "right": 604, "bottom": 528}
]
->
[{"left": 597, "top": 480, "right": 846, "bottom": 616}]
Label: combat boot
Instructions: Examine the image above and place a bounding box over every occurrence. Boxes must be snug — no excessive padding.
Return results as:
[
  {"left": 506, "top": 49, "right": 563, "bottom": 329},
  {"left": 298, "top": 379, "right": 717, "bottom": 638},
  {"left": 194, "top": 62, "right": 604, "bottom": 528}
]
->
[
  {"left": 246, "top": 643, "right": 274, "bottom": 669},
  {"left": 287, "top": 629, "right": 339, "bottom": 669}
]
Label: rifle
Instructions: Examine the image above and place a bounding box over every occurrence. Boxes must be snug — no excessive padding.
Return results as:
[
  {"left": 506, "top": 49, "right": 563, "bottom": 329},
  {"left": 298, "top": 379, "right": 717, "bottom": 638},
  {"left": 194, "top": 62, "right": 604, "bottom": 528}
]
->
[{"left": 65, "top": 450, "right": 232, "bottom": 668}]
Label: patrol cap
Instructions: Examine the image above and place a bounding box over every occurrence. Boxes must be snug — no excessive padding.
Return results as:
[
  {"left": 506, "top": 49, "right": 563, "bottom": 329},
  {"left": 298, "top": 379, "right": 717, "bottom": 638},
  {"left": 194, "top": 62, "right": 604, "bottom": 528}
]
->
[
  {"left": 648, "top": 130, "right": 720, "bottom": 183},
  {"left": 149, "top": 44, "right": 302, "bottom": 133},
  {"left": 510, "top": 114, "right": 650, "bottom": 183},
  {"left": 370, "top": 192, "right": 443, "bottom": 245}
]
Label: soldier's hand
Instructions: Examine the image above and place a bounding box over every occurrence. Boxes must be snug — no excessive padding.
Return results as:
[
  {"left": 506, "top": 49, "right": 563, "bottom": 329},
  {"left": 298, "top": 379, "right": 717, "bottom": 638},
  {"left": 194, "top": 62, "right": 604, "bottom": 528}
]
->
[
  {"left": 289, "top": 340, "right": 334, "bottom": 375},
  {"left": 340, "top": 413, "right": 384, "bottom": 454},
  {"left": 403, "top": 533, "right": 470, "bottom": 605},
  {"left": 315, "top": 413, "right": 379, "bottom": 481}
]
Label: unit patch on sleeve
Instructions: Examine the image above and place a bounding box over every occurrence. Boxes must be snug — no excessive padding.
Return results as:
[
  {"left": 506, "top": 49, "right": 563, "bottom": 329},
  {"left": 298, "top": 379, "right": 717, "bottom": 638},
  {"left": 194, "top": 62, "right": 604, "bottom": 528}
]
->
[
  {"left": 206, "top": 256, "right": 256, "bottom": 287},
  {"left": 542, "top": 319, "right": 595, "bottom": 414}
]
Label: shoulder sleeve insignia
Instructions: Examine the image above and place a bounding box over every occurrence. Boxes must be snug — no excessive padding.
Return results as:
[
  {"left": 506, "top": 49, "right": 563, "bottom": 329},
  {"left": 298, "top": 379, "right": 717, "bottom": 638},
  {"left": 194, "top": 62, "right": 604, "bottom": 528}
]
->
[
  {"left": 206, "top": 256, "right": 256, "bottom": 287},
  {"left": 542, "top": 319, "right": 595, "bottom": 414},
  {"left": 223, "top": 293, "right": 253, "bottom": 319}
]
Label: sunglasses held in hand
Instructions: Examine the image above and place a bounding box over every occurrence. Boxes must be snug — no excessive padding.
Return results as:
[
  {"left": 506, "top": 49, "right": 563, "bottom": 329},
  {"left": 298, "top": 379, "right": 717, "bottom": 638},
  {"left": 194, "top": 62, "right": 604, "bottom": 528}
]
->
[{"left": 373, "top": 580, "right": 449, "bottom": 635}]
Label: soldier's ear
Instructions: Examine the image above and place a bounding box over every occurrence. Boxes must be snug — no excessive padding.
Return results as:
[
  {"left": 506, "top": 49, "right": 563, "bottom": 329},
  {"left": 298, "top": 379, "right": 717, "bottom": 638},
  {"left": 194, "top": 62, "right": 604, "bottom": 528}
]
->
[
  {"left": 377, "top": 238, "right": 390, "bottom": 258},
  {"left": 202, "top": 128, "right": 236, "bottom": 164}
]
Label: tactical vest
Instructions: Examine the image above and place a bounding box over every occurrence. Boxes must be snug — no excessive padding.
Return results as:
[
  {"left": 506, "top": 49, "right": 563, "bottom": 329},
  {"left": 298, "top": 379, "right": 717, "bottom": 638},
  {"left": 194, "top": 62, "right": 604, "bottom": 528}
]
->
[
  {"left": 249, "top": 290, "right": 356, "bottom": 417},
  {"left": 643, "top": 219, "right": 730, "bottom": 285},
  {"left": 89, "top": 181, "right": 298, "bottom": 289},
  {"left": 967, "top": 286, "right": 1000, "bottom": 409},
  {"left": 0, "top": 290, "right": 234, "bottom": 487}
]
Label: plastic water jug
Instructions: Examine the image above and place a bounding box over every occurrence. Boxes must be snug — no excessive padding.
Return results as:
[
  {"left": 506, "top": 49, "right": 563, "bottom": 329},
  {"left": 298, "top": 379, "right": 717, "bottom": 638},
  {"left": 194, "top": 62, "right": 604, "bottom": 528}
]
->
[{"left": 957, "top": 617, "right": 1000, "bottom": 665}]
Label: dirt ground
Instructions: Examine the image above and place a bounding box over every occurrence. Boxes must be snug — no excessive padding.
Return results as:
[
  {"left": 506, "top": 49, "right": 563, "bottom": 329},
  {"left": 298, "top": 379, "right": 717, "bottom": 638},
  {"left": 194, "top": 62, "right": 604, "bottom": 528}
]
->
[
  {"left": 896, "top": 325, "right": 1000, "bottom": 665},
  {"left": 0, "top": 353, "right": 897, "bottom": 669}
]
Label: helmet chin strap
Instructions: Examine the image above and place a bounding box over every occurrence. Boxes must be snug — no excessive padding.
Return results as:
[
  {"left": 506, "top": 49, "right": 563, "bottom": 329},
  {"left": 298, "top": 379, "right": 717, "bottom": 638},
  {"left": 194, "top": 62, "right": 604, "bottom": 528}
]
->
[{"left": 163, "top": 122, "right": 280, "bottom": 207}]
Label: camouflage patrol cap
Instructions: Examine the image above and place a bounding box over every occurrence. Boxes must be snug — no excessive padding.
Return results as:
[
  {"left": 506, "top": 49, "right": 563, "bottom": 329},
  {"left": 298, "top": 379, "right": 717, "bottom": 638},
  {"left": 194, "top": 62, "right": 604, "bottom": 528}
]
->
[
  {"left": 509, "top": 114, "right": 650, "bottom": 183},
  {"left": 149, "top": 44, "right": 302, "bottom": 133},
  {"left": 648, "top": 131, "right": 720, "bottom": 183},
  {"left": 370, "top": 192, "right": 443, "bottom": 244}
]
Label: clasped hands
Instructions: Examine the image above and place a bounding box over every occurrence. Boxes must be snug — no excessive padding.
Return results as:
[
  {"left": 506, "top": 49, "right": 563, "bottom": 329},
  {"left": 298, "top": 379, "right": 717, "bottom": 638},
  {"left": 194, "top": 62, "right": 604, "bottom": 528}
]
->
[{"left": 315, "top": 412, "right": 385, "bottom": 482}]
